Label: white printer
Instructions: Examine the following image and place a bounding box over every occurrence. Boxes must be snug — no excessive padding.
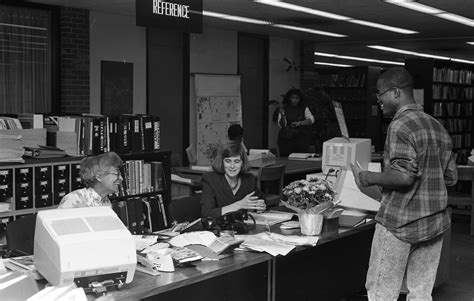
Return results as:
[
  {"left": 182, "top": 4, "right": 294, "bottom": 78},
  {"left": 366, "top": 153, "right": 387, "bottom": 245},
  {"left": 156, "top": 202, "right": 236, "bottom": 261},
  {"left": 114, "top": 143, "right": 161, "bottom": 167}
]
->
[{"left": 34, "top": 207, "right": 136, "bottom": 294}]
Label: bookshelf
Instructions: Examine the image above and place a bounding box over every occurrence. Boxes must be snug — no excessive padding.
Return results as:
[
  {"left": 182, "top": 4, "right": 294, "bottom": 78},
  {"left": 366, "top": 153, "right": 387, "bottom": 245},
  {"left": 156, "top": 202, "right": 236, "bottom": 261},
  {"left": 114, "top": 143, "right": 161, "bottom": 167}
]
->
[
  {"left": 0, "top": 150, "right": 172, "bottom": 243},
  {"left": 315, "top": 66, "right": 383, "bottom": 151},
  {"left": 405, "top": 59, "right": 473, "bottom": 162}
]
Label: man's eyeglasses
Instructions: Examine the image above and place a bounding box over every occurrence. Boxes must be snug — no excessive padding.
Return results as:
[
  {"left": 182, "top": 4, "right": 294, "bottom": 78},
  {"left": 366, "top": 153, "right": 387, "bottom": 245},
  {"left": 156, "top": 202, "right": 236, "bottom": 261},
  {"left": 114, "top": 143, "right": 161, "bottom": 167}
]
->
[{"left": 375, "top": 85, "right": 411, "bottom": 99}]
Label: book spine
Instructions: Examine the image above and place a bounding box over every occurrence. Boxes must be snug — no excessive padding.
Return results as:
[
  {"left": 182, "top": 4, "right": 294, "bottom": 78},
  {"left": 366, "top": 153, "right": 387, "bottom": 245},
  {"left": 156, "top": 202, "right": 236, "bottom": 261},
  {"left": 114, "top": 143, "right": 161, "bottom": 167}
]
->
[{"left": 158, "top": 194, "right": 168, "bottom": 228}]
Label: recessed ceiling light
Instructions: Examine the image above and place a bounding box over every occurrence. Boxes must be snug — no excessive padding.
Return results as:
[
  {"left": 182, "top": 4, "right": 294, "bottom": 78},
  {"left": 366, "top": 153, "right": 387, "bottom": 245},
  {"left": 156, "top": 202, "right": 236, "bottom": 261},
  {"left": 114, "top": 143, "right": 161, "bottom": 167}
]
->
[
  {"left": 384, "top": 0, "right": 474, "bottom": 27},
  {"left": 314, "top": 51, "right": 404, "bottom": 65},
  {"left": 202, "top": 11, "right": 346, "bottom": 37},
  {"left": 254, "top": 0, "right": 418, "bottom": 34},
  {"left": 314, "top": 61, "right": 354, "bottom": 67},
  {"left": 368, "top": 45, "right": 474, "bottom": 64}
]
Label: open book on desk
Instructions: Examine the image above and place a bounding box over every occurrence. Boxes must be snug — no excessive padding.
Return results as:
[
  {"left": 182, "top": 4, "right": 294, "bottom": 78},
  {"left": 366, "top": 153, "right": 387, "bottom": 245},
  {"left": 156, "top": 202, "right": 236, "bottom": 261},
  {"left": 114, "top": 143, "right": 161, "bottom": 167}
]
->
[{"left": 169, "top": 231, "right": 243, "bottom": 260}]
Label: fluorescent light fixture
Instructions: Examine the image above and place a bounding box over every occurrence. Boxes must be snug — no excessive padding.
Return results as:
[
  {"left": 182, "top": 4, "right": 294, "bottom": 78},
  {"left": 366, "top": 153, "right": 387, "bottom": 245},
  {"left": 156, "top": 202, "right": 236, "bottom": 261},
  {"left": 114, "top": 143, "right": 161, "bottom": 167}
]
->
[
  {"left": 254, "top": 0, "right": 418, "bottom": 34},
  {"left": 368, "top": 45, "right": 474, "bottom": 65},
  {"left": 384, "top": 0, "right": 474, "bottom": 27},
  {"left": 384, "top": 0, "right": 442, "bottom": 14},
  {"left": 273, "top": 24, "right": 346, "bottom": 37},
  {"left": 348, "top": 19, "right": 417, "bottom": 34},
  {"left": 202, "top": 10, "right": 346, "bottom": 37},
  {"left": 314, "top": 51, "right": 405, "bottom": 65},
  {"left": 203, "top": 11, "right": 270, "bottom": 25},
  {"left": 254, "top": 0, "right": 349, "bottom": 20},
  {"left": 314, "top": 61, "right": 354, "bottom": 67},
  {"left": 437, "top": 13, "right": 474, "bottom": 27},
  {"left": 467, "top": 42, "right": 474, "bottom": 45}
]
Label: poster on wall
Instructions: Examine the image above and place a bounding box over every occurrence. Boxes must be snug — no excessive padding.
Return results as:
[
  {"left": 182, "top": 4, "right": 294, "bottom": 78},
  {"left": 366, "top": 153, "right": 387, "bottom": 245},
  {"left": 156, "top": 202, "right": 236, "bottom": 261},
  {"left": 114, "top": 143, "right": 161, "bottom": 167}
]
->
[
  {"left": 101, "top": 61, "right": 133, "bottom": 115},
  {"left": 195, "top": 74, "right": 242, "bottom": 165}
]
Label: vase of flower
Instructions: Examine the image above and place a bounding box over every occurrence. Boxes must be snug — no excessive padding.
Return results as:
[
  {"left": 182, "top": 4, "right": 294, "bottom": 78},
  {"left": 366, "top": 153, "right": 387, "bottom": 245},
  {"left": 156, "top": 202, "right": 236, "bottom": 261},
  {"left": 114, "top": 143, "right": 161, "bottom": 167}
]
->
[
  {"left": 281, "top": 178, "right": 337, "bottom": 236},
  {"left": 298, "top": 212, "right": 324, "bottom": 235}
]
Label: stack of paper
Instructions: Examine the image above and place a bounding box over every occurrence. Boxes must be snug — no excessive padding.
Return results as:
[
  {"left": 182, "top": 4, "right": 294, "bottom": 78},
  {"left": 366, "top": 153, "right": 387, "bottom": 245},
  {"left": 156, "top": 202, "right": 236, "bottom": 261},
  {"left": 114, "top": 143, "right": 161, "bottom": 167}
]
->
[
  {"left": 248, "top": 211, "right": 295, "bottom": 226},
  {"left": 0, "top": 133, "right": 24, "bottom": 163},
  {"left": 237, "top": 232, "right": 295, "bottom": 256},
  {"left": 27, "top": 283, "right": 86, "bottom": 301}
]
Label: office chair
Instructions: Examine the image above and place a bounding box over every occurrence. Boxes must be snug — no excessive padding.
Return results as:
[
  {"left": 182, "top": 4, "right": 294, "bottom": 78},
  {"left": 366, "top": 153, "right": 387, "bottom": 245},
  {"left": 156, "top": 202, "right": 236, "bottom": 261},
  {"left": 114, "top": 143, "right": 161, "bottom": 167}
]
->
[
  {"left": 6, "top": 214, "right": 37, "bottom": 256},
  {"left": 257, "top": 164, "right": 286, "bottom": 208},
  {"left": 448, "top": 165, "right": 474, "bottom": 235},
  {"left": 168, "top": 195, "right": 202, "bottom": 223}
]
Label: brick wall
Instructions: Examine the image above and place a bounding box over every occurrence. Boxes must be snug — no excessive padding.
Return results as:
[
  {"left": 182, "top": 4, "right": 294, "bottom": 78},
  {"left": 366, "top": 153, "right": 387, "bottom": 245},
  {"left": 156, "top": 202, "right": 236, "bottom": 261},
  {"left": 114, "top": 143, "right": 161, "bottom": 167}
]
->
[{"left": 59, "top": 7, "right": 90, "bottom": 114}]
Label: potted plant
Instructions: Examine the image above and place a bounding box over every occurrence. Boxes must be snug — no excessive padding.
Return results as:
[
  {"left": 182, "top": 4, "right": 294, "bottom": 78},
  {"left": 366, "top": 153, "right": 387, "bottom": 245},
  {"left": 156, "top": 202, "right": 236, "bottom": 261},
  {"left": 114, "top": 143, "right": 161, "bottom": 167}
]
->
[{"left": 281, "top": 178, "right": 338, "bottom": 235}]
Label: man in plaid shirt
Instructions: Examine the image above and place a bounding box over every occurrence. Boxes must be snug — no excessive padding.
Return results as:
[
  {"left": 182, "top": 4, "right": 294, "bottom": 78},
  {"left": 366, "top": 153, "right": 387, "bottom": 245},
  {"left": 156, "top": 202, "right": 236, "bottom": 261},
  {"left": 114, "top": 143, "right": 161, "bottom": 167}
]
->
[{"left": 352, "top": 67, "right": 457, "bottom": 300}]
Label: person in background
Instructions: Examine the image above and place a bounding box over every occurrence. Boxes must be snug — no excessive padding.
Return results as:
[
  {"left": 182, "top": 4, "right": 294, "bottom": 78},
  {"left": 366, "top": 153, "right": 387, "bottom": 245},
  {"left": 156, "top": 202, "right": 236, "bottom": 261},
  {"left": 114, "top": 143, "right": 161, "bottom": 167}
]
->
[
  {"left": 351, "top": 67, "right": 457, "bottom": 300},
  {"left": 200, "top": 142, "right": 266, "bottom": 218},
  {"left": 277, "top": 88, "right": 314, "bottom": 156},
  {"left": 58, "top": 152, "right": 123, "bottom": 208},
  {"left": 228, "top": 123, "right": 248, "bottom": 154}
]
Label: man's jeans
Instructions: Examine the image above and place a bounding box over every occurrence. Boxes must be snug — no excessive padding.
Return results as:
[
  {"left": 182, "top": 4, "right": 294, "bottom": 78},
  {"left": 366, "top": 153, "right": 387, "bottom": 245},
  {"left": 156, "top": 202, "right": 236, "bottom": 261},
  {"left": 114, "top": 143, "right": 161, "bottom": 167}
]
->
[{"left": 366, "top": 223, "right": 443, "bottom": 301}]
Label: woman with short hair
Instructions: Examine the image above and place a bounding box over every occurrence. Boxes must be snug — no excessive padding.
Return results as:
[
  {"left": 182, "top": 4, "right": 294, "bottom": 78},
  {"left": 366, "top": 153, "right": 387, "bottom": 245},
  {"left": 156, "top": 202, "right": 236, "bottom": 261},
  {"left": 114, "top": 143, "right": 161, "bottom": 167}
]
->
[
  {"left": 58, "top": 152, "right": 123, "bottom": 208},
  {"left": 200, "top": 142, "right": 266, "bottom": 218}
]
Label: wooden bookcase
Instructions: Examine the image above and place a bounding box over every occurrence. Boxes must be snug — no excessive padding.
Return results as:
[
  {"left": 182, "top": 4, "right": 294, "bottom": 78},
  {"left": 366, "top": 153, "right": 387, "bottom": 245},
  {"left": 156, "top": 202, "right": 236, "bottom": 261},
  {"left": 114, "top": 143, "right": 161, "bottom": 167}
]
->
[
  {"left": 406, "top": 59, "right": 473, "bottom": 161},
  {"left": 0, "top": 150, "right": 171, "bottom": 244},
  {"left": 316, "top": 66, "right": 383, "bottom": 151}
]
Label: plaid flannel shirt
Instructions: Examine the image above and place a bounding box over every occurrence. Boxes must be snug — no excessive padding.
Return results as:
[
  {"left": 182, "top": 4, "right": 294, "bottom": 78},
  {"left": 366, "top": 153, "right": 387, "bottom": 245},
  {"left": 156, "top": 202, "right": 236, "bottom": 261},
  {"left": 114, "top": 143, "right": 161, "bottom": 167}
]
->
[{"left": 376, "top": 104, "right": 457, "bottom": 244}]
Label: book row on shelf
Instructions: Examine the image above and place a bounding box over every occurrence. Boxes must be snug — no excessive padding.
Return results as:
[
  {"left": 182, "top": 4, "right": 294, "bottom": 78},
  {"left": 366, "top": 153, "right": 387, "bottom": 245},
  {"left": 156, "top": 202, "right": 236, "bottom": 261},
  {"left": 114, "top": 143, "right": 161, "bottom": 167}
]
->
[
  {"left": 432, "top": 67, "right": 473, "bottom": 84},
  {"left": 118, "top": 160, "right": 164, "bottom": 196},
  {"left": 112, "top": 194, "right": 168, "bottom": 235},
  {"left": 432, "top": 102, "right": 473, "bottom": 117},
  {"left": 325, "top": 72, "right": 366, "bottom": 88},
  {"left": 450, "top": 134, "right": 471, "bottom": 150},
  {"left": 51, "top": 114, "right": 161, "bottom": 156},
  {"left": 329, "top": 95, "right": 367, "bottom": 103},
  {"left": 0, "top": 113, "right": 161, "bottom": 156},
  {"left": 437, "top": 118, "right": 472, "bottom": 133},
  {"left": 432, "top": 85, "right": 473, "bottom": 100}
]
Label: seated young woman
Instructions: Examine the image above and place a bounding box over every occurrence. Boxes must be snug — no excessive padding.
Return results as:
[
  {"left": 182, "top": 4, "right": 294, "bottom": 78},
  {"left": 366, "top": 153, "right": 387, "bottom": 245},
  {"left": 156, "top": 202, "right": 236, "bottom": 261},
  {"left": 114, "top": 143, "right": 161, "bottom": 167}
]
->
[
  {"left": 200, "top": 142, "right": 266, "bottom": 218},
  {"left": 58, "top": 152, "right": 123, "bottom": 208}
]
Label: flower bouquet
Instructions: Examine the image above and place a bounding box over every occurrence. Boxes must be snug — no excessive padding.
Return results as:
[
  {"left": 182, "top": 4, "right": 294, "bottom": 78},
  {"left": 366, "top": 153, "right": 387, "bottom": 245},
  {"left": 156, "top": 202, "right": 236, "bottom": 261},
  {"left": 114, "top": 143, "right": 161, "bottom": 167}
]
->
[{"left": 282, "top": 179, "right": 337, "bottom": 235}]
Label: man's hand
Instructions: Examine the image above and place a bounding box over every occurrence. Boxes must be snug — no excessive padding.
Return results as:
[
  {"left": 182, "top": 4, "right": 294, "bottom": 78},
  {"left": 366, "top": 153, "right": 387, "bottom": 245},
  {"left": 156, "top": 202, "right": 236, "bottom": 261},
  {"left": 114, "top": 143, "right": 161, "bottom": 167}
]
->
[{"left": 351, "top": 163, "right": 370, "bottom": 187}]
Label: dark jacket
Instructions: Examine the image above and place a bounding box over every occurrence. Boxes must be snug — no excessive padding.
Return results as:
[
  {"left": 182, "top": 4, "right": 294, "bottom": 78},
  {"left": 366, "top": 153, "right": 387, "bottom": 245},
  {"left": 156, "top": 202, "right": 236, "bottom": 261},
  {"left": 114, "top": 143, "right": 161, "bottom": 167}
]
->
[{"left": 200, "top": 172, "right": 264, "bottom": 218}]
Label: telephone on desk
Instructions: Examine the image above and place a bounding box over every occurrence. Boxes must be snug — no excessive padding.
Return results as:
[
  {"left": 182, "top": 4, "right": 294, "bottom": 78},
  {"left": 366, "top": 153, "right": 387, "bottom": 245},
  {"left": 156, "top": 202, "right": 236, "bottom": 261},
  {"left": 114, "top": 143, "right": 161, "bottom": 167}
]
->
[{"left": 202, "top": 209, "right": 256, "bottom": 235}]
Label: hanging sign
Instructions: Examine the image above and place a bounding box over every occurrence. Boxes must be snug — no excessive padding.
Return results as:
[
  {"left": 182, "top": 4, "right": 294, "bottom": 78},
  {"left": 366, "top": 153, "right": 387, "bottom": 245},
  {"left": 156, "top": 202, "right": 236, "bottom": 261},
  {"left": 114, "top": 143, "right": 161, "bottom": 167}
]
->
[{"left": 136, "top": 0, "right": 202, "bottom": 33}]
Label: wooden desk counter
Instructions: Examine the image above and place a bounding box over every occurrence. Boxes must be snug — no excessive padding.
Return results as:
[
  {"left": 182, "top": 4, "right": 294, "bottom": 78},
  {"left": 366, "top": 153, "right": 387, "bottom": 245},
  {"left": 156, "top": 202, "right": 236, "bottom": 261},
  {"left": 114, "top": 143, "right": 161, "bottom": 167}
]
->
[
  {"left": 105, "top": 251, "right": 272, "bottom": 301},
  {"left": 102, "top": 221, "right": 374, "bottom": 301}
]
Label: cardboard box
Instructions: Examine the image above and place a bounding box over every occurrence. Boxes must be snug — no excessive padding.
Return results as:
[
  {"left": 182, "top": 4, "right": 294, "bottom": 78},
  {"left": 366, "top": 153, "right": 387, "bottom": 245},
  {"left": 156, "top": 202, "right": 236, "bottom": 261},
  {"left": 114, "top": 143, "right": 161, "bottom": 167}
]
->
[{"left": 0, "top": 128, "right": 46, "bottom": 148}]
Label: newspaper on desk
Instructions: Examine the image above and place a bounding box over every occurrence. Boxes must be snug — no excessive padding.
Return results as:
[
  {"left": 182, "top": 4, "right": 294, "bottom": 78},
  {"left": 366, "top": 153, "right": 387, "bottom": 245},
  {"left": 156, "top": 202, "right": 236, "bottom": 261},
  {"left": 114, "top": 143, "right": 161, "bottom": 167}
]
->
[{"left": 236, "top": 232, "right": 319, "bottom": 256}]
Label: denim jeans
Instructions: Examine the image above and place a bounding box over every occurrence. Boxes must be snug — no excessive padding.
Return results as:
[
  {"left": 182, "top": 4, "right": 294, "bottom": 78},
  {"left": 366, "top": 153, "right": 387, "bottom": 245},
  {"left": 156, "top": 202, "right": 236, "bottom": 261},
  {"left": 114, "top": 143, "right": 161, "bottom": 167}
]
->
[{"left": 366, "top": 223, "right": 443, "bottom": 301}]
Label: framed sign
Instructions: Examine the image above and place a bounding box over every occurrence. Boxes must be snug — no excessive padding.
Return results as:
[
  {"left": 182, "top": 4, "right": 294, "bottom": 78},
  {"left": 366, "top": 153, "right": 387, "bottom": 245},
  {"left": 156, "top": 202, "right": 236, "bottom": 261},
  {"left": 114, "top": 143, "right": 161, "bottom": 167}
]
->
[{"left": 136, "top": 0, "right": 203, "bottom": 33}]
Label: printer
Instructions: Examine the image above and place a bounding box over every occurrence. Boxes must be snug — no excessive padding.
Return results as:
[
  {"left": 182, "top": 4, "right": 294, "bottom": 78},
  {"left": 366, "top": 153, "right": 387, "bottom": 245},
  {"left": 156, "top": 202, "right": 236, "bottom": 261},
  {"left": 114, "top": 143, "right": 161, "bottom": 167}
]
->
[{"left": 34, "top": 207, "right": 136, "bottom": 294}]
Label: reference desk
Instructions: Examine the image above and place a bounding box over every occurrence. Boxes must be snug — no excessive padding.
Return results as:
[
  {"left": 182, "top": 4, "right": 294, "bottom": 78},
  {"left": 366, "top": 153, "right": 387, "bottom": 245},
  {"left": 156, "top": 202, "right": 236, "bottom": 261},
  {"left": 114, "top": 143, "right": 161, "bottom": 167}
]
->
[{"left": 99, "top": 221, "right": 375, "bottom": 301}]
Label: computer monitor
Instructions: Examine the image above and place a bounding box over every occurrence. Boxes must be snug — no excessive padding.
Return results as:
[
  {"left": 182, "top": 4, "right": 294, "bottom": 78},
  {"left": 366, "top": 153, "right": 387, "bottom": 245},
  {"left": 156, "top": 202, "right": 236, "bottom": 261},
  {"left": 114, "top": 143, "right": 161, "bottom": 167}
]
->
[
  {"left": 321, "top": 101, "right": 371, "bottom": 174},
  {"left": 34, "top": 207, "right": 136, "bottom": 289}
]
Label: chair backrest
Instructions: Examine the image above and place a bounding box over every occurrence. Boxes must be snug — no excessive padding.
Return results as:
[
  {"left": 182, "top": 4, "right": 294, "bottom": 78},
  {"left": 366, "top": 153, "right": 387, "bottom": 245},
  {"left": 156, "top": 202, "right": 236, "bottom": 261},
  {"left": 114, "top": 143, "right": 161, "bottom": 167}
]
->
[
  {"left": 257, "top": 164, "right": 286, "bottom": 195},
  {"left": 6, "top": 214, "right": 36, "bottom": 256},
  {"left": 167, "top": 195, "right": 202, "bottom": 223},
  {"left": 457, "top": 165, "right": 474, "bottom": 195}
]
